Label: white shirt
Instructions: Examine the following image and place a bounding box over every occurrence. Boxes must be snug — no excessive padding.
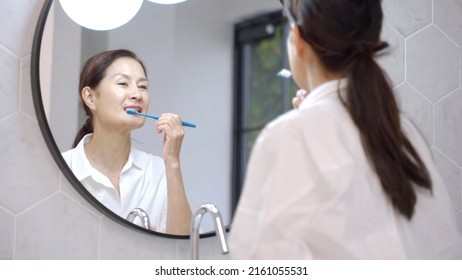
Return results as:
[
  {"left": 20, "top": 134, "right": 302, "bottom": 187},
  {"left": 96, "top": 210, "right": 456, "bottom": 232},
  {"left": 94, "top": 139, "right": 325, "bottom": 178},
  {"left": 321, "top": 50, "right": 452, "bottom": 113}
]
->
[
  {"left": 229, "top": 79, "right": 462, "bottom": 259},
  {"left": 62, "top": 134, "right": 168, "bottom": 232}
]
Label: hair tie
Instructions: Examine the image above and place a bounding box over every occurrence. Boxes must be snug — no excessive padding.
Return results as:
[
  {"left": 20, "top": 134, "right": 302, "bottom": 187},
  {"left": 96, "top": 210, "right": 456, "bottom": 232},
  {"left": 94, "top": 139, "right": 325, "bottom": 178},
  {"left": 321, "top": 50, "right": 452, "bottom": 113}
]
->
[{"left": 353, "top": 41, "right": 388, "bottom": 56}]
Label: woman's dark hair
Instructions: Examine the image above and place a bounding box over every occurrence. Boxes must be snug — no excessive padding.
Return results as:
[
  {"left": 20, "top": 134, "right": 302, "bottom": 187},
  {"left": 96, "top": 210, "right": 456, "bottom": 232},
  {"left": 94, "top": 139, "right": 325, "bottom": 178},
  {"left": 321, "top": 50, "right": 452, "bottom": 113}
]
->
[
  {"left": 72, "top": 49, "right": 147, "bottom": 148},
  {"left": 282, "top": 0, "right": 431, "bottom": 219}
]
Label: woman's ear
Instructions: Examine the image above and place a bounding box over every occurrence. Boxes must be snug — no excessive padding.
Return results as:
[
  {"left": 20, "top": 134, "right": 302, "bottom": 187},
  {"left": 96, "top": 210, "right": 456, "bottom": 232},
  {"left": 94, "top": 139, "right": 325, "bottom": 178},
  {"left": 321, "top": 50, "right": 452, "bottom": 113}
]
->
[
  {"left": 291, "top": 24, "right": 317, "bottom": 64},
  {"left": 291, "top": 24, "right": 305, "bottom": 57},
  {"left": 81, "top": 86, "right": 96, "bottom": 110}
]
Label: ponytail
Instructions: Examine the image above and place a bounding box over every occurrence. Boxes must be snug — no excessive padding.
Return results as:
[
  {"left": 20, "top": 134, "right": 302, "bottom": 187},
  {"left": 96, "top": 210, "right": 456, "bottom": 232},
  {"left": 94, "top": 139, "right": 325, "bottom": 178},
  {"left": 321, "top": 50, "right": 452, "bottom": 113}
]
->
[
  {"left": 72, "top": 117, "right": 93, "bottom": 148},
  {"left": 344, "top": 51, "right": 432, "bottom": 219}
]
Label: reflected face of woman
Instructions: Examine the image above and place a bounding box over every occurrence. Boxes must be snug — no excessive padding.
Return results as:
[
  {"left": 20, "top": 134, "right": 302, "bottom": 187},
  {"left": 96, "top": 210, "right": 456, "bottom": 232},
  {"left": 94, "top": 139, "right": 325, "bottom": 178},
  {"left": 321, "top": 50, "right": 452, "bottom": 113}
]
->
[{"left": 90, "top": 57, "right": 149, "bottom": 132}]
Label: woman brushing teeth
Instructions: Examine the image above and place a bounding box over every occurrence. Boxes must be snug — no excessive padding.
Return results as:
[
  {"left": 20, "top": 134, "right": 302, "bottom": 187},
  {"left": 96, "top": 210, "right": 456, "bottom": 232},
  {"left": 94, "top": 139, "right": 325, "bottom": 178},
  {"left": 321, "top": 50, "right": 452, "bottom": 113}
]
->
[{"left": 62, "top": 49, "right": 192, "bottom": 235}]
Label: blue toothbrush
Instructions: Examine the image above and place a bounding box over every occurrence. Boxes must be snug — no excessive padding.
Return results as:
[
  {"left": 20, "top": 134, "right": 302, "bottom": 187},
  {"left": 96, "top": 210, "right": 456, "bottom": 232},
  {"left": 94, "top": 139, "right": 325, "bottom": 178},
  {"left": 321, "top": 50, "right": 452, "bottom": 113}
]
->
[{"left": 126, "top": 109, "right": 196, "bottom": 128}]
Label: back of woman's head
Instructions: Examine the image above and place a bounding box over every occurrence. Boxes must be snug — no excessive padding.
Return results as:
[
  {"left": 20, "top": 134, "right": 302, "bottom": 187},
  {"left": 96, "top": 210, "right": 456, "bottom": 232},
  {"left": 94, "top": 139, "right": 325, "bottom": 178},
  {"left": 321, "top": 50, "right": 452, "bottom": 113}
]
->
[
  {"left": 284, "top": 0, "right": 386, "bottom": 72},
  {"left": 72, "top": 49, "right": 147, "bottom": 148},
  {"left": 282, "top": 0, "right": 432, "bottom": 219}
]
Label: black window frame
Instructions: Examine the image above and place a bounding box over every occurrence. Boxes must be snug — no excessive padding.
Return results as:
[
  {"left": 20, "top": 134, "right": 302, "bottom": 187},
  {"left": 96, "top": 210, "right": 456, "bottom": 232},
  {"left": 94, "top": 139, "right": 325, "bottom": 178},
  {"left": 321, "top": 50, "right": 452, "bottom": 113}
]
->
[{"left": 232, "top": 10, "right": 294, "bottom": 213}]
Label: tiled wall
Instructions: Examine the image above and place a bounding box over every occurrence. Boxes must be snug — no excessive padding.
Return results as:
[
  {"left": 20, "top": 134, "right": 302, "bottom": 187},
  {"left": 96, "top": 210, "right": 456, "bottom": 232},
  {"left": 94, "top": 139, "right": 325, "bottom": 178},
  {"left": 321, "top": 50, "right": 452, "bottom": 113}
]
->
[
  {"left": 0, "top": 0, "right": 461, "bottom": 259},
  {"left": 381, "top": 0, "right": 462, "bottom": 229}
]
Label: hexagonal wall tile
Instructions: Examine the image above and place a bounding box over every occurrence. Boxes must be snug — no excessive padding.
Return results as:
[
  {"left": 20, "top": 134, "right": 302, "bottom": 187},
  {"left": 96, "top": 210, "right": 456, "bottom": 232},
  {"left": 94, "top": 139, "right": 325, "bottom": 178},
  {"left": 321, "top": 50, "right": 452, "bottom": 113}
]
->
[
  {"left": 0, "top": 207, "right": 14, "bottom": 259},
  {"left": 0, "top": 113, "right": 59, "bottom": 213},
  {"left": 0, "top": 47, "right": 20, "bottom": 119},
  {"left": 434, "top": 0, "right": 462, "bottom": 46},
  {"left": 16, "top": 194, "right": 99, "bottom": 259},
  {"left": 59, "top": 173, "right": 104, "bottom": 218},
  {"left": 20, "top": 55, "right": 36, "bottom": 120},
  {"left": 395, "top": 83, "right": 433, "bottom": 145},
  {"left": 382, "top": 0, "right": 432, "bottom": 38},
  {"left": 434, "top": 90, "right": 462, "bottom": 166},
  {"left": 377, "top": 24, "right": 405, "bottom": 87},
  {"left": 406, "top": 26, "right": 459, "bottom": 102},
  {"left": 432, "top": 149, "right": 461, "bottom": 212},
  {"left": 99, "top": 217, "right": 177, "bottom": 260},
  {"left": 0, "top": 0, "right": 46, "bottom": 57}
]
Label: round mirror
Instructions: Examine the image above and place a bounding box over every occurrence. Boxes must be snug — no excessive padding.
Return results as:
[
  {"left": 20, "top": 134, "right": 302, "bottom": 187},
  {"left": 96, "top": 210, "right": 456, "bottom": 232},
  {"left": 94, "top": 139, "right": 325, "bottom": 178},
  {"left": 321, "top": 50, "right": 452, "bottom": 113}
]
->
[{"left": 31, "top": 0, "right": 281, "bottom": 238}]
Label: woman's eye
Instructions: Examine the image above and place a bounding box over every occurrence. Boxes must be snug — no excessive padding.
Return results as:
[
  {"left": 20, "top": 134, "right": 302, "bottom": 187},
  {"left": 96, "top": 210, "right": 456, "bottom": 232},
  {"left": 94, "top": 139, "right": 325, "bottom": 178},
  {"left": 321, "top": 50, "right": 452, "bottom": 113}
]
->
[
  {"left": 138, "top": 85, "right": 148, "bottom": 90},
  {"left": 118, "top": 82, "right": 128, "bottom": 86}
]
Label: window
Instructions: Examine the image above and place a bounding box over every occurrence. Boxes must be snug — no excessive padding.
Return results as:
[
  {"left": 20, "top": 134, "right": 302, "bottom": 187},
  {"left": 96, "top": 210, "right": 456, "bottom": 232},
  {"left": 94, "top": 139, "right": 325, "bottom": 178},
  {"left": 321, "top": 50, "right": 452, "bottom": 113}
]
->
[{"left": 232, "top": 10, "right": 298, "bottom": 212}]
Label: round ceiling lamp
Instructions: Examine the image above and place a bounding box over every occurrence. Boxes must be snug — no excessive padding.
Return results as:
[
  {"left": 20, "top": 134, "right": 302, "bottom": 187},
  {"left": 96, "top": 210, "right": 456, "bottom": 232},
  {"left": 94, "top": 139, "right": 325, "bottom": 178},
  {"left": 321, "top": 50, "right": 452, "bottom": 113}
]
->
[
  {"left": 147, "top": 0, "right": 188, "bottom": 4},
  {"left": 59, "top": 0, "right": 144, "bottom": 31}
]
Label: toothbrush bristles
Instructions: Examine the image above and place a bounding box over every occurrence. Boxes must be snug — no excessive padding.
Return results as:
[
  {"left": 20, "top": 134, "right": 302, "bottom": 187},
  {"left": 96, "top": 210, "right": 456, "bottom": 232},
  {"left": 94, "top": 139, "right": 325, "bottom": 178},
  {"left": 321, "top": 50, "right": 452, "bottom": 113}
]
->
[{"left": 277, "top": 69, "right": 292, "bottom": 79}]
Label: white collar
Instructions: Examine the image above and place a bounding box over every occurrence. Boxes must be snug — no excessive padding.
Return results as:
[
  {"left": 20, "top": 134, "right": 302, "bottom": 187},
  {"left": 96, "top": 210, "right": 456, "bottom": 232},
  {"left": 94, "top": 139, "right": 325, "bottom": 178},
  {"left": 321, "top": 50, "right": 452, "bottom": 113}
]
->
[
  {"left": 70, "top": 134, "right": 146, "bottom": 184},
  {"left": 299, "top": 78, "right": 348, "bottom": 110}
]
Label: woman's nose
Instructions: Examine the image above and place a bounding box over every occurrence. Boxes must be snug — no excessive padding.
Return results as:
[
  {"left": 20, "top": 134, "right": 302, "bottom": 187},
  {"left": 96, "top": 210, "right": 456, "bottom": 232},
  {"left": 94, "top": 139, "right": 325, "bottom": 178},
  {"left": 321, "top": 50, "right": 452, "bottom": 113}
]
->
[{"left": 129, "top": 85, "right": 142, "bottom": 100}]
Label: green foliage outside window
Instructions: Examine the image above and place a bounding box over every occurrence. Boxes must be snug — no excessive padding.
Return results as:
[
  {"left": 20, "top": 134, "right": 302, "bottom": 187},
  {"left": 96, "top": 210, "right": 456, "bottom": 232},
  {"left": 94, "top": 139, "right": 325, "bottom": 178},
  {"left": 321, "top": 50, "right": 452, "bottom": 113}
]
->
[{"left": 243, "top": 25, "right": 298, "bottom": 162}]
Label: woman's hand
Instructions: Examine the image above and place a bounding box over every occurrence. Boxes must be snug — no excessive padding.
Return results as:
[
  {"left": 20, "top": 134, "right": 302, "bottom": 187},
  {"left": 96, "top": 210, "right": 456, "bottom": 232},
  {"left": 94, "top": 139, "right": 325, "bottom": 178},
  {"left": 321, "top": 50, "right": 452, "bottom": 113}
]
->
[
  {"left": 292, "top": 89, "right": 308, "bottom": 109},
  {"left": 156, "top": 113, "right": 185, "bottom": 165}
]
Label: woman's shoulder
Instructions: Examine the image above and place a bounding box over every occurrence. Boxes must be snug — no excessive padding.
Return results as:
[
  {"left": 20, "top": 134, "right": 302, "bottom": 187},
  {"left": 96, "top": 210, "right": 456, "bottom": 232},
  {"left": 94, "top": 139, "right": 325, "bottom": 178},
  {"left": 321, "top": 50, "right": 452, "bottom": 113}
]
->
[
  {"left": 61, "top": 134, "right": 90, "bottom": 164},
  {"left": 61, "top": 148, "right": 73, "bottom": 158},
  {"left": 61, "top": 147, "right": 77, "bottom": 165},
  {"left": 264, "top": 101, "right": 350, "bottom": 139}
]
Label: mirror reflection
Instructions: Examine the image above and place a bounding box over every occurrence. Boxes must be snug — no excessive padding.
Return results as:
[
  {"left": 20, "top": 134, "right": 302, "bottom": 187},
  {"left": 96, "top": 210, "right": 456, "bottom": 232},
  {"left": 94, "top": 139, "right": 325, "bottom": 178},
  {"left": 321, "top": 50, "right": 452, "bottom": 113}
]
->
[
  {"left": 40, "top": 0, "right": 280, "bottom": 234},
  {"left": 62, "top": 49, "right": 193, "bottom": 235}
]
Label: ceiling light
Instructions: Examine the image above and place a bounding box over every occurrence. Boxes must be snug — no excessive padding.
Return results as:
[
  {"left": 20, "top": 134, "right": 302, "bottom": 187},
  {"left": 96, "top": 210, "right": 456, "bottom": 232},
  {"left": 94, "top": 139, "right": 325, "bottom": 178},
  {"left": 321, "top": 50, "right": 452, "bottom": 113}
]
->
[
  {"left": 147, "top": 0, "right": 188, "bottom": 4},
  {"left": 59, "top": 0, "right": 143, "bottom": 31}
]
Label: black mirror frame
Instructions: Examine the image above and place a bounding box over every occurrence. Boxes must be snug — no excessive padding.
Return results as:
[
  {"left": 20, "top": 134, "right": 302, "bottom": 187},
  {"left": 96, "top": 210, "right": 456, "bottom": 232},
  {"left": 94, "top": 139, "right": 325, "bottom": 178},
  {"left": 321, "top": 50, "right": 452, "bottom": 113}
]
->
[{"left": 30, "top": 0, "right": 219, "bottom": 240}]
